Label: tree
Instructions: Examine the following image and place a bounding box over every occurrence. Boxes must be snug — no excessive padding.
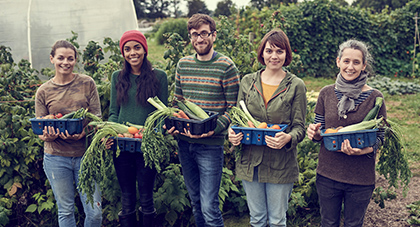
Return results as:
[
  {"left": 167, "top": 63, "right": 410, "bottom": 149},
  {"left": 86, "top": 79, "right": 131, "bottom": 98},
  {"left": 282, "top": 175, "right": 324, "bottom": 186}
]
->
[
  {"left": 331, "top": 0, "right": 348, "bottom": 7},
  {"left": 352, "top": 0, "right": 410, "bottom": 12},
  {"left": 250, "top": 0, "right": 298, "bottom": 10},
  {"left": 146, "top": 0, "right": 170, "bottom": 18},
  {"left": 170, "top": 0, "right": 182, "bottom": 18},
  {"left": 214, "top": 0, "right": 233, "bottom": 17},
  {"left": 133, "top": 0, "right": 147, "bottom": 19},
  {"left": 187, "top": 0, "right": 211, "bottom": 17}
]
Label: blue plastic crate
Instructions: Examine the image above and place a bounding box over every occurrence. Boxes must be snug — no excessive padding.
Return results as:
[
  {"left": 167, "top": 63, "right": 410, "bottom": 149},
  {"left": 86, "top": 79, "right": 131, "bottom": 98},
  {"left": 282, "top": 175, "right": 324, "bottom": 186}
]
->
[
  {"left": 110, "top": 137, "right": 142, "bottom": 153},
  {"left": 30, "top": 117, "right": 84, "bottom": 135},
  {"left": 164, "top": 111, "right": 219, "bottom": 135},
  {"left": 231, "top": 124, "right": 288, "bottom": 146},
  {"left": 320, "top": 129, "right": 378, "bottom": 151}
]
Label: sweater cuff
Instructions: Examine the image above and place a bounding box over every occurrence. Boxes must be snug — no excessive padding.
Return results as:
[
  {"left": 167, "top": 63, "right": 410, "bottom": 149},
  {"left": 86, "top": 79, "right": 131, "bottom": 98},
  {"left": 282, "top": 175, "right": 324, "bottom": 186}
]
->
[{"left": 213, "top": 123, "right": 224, "bottom": 135}]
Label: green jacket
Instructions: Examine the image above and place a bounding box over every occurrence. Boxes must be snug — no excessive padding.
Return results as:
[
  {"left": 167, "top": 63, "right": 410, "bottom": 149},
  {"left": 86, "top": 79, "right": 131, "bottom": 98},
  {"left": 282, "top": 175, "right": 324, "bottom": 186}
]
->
[{"left": 235, "top": 70, "right": 307, "bottom": 184}]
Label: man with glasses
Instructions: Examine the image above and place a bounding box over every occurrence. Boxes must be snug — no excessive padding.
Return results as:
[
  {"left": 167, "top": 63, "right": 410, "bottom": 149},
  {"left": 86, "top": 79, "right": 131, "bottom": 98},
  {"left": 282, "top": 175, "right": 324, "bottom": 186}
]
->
[{"left": 168, "top": 13, "right": 240, "bottom": 227}]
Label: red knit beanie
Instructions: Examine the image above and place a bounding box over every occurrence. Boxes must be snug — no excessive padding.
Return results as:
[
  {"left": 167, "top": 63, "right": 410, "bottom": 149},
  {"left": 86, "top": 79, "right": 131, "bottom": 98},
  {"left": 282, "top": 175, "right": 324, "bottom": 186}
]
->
[{"left": 119, "top": 30, "right": 148, "bottom": 56}]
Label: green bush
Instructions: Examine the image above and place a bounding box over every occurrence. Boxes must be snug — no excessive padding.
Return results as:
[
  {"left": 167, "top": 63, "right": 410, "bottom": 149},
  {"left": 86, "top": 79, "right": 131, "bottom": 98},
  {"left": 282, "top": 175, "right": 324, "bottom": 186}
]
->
[
  {"left": 233, "top": 0, "right": 420, "bottom": 78},
  {"left": 154, "top": 18, "right": 189, "bottom": 45}
]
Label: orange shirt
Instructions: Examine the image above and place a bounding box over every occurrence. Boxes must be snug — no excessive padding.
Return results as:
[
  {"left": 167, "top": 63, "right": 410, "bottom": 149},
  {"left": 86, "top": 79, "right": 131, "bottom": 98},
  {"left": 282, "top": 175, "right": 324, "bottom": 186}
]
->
[{"left": 261, "top": 81, "right": 279, "bottom": 106}]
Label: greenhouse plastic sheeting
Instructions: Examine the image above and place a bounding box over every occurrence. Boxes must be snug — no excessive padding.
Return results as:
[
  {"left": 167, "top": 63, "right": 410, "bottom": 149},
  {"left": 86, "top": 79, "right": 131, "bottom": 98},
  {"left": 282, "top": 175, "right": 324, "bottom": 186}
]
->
[{"left": 0, "top": 0, "right": 138, "bottom": 71}]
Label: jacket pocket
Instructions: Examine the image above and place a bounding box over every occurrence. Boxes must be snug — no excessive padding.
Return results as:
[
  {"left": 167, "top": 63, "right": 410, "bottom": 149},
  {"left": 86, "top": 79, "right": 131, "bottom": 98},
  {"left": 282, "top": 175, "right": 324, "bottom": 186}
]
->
[
  {"left": 238, "top": 145, "right": 252, "bottom": 166},
  {"left": 268, "top": 149, "right": 292, "bottom": 170}
]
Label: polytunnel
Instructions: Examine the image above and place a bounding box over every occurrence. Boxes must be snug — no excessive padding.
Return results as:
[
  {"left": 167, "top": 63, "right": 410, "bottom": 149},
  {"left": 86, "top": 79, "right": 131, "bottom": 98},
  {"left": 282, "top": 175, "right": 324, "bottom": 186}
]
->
[{"left": 0, "top": 0, "right": 138, "bottom": 72}]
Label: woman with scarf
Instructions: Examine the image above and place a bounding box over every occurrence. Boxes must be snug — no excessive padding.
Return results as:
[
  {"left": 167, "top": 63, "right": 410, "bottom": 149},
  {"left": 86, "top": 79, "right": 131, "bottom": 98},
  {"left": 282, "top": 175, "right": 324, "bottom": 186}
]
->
[{"left": 306, "top": 39, "right": 386, "bottom": 227}]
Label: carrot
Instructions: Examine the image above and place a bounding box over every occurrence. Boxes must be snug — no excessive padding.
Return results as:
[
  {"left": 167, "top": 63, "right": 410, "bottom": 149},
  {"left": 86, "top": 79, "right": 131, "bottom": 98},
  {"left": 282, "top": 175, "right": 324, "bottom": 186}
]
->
[
  {"left": 178, "top": 110, "right": 190, "bottom": 119},
  {"left": 324, "top": 128, "right": 338, "bottom": 134},
  {"left": 247, "top": 120, "right": 255, "bottom": 128},
  {"left": 173, "top": 112, "right": 182, "bottom": 118}
]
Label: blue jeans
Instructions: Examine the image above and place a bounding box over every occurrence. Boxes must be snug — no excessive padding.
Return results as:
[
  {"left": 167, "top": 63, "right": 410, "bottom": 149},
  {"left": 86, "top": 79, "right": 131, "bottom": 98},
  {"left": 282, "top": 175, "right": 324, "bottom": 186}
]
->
[
  {"left": 43, "top": 153, "right": 102, "bottom": 227},
  {"left": 113, "top": 151, "right": 157, "bottom": 215},
  {"left": 177, "top": 140, "right": 224, "bottom": 227},
  {"left": 316, "top": 174, "right": 374, "bottom": 227},
  {"left": 242, "top": 167, "right": 293, "bottom": 227}
]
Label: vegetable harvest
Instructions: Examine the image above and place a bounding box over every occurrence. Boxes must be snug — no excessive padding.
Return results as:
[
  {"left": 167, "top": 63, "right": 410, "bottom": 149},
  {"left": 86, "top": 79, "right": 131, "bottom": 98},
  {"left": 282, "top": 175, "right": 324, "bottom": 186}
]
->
[
  {"left": 322, "top": 98, "right": 411, "bottom": 195},
  {"left": 377, "top": 119, "right": 411, "bottom": 196},
  {"left": 337, "top": 117, "right": 382, "bottom": 132},
  {"left": 78, "top": 120, "right": 144, "bottom": 205},
  {"left": 239, "top": 100, "right": 260, "bottom": 127},
  {"left": 363, "top": 97, "right": 383, "bottom": 121},
  {"left": 141, "top": 96, "right": 179, "bottom": 172},
  {"left": 230, "top": 101, "right": 261, "bottom": 128}
]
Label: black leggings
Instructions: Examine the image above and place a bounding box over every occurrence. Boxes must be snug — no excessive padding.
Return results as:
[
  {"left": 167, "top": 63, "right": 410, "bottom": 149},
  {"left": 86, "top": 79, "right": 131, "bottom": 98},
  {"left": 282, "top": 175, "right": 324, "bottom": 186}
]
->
[{"left": 113, "top": 151, "right": 157, "bottom": 215}]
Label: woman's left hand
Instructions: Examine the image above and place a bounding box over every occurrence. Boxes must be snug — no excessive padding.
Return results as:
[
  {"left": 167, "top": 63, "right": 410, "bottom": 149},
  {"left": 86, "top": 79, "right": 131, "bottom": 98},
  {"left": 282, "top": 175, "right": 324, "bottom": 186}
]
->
[
  {"left": 265, "top": 132, "right": 291, "bottom": 150},
  {"left": 340, "top": 139, "right": 373, "bottom": 155}
]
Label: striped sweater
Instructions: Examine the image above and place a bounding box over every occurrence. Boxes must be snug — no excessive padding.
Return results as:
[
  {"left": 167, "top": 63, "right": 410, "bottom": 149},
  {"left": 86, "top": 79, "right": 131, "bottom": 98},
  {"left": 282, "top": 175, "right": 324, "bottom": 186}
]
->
[{"left": 175, "top": 53, "right": 240, "bottom": 145}]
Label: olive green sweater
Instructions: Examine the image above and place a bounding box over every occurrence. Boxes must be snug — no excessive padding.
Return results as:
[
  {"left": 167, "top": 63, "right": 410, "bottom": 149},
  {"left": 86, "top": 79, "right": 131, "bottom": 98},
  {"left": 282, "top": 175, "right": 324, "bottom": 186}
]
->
[{"left": 108, "top": 69, "right": 168, "bottom": 125}]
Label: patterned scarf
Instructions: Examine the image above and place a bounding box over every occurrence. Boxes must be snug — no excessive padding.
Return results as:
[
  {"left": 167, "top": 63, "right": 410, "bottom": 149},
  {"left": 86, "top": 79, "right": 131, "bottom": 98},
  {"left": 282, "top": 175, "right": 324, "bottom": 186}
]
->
[{"left": 335, "top": 71, "right": 368, "bottom": 118}]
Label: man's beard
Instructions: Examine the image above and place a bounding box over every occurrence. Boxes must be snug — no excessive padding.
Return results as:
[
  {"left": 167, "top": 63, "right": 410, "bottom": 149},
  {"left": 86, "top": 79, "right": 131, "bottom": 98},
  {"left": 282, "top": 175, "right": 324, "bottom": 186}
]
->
[{"left": 193, "top": 42, "right": 213, "bottom": 56}]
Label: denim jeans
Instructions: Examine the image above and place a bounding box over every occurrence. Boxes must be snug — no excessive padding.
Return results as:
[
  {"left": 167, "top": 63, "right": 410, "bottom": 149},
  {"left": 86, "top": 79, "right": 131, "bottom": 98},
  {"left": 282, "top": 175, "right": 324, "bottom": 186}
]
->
[
  {"left": 242, "top": 167, "right": 293, "bottom": 227},
  {"left": 113, "top": 151, "right": 157, "bottom": 215},
  {"left": 177, "top": 140, "right": 224, "bottom": 227},
  {"left": 43, "top": 153, "right": 102, "bottom": 227},
  {"left": 316, "top": 174, "right": 374, "bottom": 227}
]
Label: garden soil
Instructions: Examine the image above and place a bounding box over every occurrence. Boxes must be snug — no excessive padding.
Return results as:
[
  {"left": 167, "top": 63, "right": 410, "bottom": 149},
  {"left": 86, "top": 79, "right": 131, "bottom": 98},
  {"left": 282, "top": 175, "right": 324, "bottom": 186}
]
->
[{"left": 363, "top": 175, "right": 420, "bottom": 227}]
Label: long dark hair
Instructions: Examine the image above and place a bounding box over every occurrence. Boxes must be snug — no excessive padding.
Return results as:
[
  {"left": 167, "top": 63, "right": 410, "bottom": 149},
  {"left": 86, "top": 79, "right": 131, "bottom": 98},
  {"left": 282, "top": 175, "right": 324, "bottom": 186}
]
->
[{"left": 116, "top": 57, "right": 159, "bottom": 106}]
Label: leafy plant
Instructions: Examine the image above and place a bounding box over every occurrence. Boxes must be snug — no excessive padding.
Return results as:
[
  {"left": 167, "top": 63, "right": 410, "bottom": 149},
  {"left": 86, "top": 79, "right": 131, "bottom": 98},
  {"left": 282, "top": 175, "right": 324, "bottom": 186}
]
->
[
  {"left": 82, "top": 40, "right": 105, "bottom": 76},
  {"left": 0, "top": 206, "right": 11, "bottom": 227},
  {"left": 0, "top": 46, "right": 56, "bottom": 226},
  {"left": 154, "top": 164, "right": 192, "bottom": 226},
  {"left": 368, "top": 76, "right": 420, "bottom": 95},
  {"left": 407, "top": 200, "right": 420, "bottom": 225},
  {"left": 25, "top": 191, "right": 55, "bottom": 214},
  {"left": 372, "top": 187, "right": 397, "bottom": 209},
  {"left": 155, "top": 18, "right": 189, "bottom": 45}
]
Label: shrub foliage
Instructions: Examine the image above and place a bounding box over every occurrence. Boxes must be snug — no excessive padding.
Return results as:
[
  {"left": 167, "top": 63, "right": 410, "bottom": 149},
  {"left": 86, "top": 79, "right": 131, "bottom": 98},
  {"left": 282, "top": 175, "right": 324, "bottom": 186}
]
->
[{"left": 1, "top": 0, "right": 419, "bottom": 226}]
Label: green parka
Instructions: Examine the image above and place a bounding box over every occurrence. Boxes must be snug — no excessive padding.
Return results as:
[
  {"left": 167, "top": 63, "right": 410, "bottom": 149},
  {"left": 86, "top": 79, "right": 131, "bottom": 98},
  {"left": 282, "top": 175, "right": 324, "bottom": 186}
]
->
[{"left": 235, "top": 70, "right": 307, "bottom": 184}]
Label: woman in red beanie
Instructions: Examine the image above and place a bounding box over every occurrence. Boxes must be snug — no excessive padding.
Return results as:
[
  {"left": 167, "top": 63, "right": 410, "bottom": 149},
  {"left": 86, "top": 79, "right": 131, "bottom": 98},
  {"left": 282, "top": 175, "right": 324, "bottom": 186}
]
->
[{"left": 108, "top": 30, "right": 168, "bottom": 227}]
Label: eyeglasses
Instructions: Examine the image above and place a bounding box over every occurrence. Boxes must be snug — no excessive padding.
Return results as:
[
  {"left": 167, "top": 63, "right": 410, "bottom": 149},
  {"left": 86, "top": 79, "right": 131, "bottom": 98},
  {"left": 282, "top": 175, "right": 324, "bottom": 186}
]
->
[{"left": 189, "top": 31, "right": 215, "bottom": 40}]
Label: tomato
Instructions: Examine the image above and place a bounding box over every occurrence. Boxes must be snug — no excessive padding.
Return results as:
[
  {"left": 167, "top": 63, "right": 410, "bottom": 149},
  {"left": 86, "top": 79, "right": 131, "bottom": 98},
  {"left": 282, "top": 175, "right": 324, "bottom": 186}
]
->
[
  {"left": 325, "top": 128, "right": 338, "bottom": 134},
  {"left": 55, "top": 113, "right": 63, "bottom": 119},
  {"left": 271, "top": 124, "right": 281, "bottom": 129},
  {"left": 134, "top": 132, "right": 143, "bottom": 139},
  {"left": 257, "top": 122, "right": 268, "bottom": 128}
]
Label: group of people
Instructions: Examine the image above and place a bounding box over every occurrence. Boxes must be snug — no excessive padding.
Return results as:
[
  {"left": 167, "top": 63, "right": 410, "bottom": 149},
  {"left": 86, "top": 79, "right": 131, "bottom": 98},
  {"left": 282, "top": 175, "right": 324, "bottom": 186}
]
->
[{"left": 35, "top": 13, "right": 386, "bottom": 227}]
